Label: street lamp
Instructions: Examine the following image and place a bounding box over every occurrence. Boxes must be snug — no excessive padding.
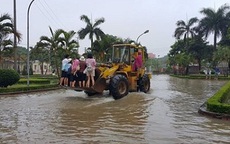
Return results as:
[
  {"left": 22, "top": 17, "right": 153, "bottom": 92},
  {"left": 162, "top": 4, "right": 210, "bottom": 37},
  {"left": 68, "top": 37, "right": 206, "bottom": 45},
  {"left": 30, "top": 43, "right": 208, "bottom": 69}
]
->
[
  {"left": 136, "top": 30, "right": 149, "bottom": 43},
  {"left": 27, "top": 0, "right": 35, "bottom": 87}
]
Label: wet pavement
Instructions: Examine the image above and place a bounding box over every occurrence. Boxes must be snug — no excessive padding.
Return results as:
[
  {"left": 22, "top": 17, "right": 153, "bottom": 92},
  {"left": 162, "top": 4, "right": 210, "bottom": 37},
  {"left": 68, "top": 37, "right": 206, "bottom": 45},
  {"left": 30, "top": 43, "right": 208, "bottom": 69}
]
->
[{"left": 0, "top": 75, "right": 229, "bottom": 144}]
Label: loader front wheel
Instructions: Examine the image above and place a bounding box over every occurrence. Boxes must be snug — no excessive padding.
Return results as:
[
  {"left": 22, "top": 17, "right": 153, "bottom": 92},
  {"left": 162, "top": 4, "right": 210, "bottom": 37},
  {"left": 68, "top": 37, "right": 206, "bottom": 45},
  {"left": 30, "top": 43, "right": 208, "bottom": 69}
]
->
[
  {"left": 139, "top": 74, "right": 150, "bottom": 93},
  {"left": 110, "top": 75, "right": 129, "bottom": 100}
]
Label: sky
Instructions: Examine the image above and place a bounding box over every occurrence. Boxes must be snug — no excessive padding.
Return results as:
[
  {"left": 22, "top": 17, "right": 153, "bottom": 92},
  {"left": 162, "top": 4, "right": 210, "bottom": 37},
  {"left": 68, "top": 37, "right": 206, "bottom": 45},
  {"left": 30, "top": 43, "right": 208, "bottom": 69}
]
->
[{"left": 1, "top": 0, "right": 230, "bottom": 57}]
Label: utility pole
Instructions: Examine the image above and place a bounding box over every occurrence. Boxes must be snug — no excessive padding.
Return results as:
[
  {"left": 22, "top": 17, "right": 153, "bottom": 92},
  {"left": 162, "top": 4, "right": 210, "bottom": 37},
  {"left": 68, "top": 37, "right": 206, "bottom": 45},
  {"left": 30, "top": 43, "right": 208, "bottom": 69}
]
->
[
  {"left": 13, "top": 0, "right": 18, "bottom": 71},
  {"left": 27, "top": 0, "right": 35, "bottom": 87}
]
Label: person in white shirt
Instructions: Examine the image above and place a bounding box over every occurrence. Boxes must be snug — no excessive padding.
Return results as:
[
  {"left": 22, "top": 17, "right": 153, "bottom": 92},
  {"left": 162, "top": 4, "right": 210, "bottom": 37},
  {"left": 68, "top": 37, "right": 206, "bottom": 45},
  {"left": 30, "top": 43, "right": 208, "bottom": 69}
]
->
[{"left": 59, "top": 54, "right": 70, "bottom": 86}]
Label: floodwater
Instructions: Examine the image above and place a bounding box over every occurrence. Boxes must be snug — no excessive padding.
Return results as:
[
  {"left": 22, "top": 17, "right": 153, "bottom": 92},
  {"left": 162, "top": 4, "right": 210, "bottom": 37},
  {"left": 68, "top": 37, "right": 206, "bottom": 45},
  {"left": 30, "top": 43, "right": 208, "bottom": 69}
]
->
[{"left": 0, "top": 75, "right": 230, "bottom": 144}]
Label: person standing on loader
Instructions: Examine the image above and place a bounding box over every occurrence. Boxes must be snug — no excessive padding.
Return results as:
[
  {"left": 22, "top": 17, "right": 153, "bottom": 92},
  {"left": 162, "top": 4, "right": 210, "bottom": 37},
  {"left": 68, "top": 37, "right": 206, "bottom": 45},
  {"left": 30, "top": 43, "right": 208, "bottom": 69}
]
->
[
  {"left": 71, "top": 57, "right": 80, "bottom": 87},
  {"left": 59, "top": 54, "right": 70, "bottom": 86},
  {"left": 85, "top": 53, "right": 96, "bottom": 87},
  {"left": 78, "top": 56, "right": 87, "bottom": 87}
]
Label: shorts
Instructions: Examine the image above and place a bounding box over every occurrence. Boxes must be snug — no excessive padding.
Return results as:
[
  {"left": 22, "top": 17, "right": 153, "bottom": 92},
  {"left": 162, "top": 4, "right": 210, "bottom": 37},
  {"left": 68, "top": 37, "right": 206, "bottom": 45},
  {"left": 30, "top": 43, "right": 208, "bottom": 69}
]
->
[
  {"left": 61, "top": 71, "right": 67, "bottom": 78},
  {"left": 86, "top": 69, "right": 95, "bottom": 77},
  {"left": 69, "top": 74, "right": 74, "bottom": 82},
  {"left": 77, "top": 71, "right": 86, "bottom": 81}
]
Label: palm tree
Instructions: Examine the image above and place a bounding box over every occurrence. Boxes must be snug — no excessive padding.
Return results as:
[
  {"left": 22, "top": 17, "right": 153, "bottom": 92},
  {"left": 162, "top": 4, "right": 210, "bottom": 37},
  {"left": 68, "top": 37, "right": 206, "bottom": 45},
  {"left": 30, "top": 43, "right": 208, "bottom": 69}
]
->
[
  {"left": 0, "top": 14, "right": 21, "bottom": 66},
  {"left": 174, "top": 17, "right": 199, "bottom": 41},
  {"left": 0, "top": 14, "right": 14, "bottom": 67},
  {"left": 198, "top": 4, "right": 230, "bottom": 50},
  {"left": 0, "top": 13, "right": 21, "bottom": 69},
  {"left": 92, "top": 34, "right": 122, "bottom": 62},
  {"left": 59, "top": 30, "right": 79, "bottom": 58},
  {"left": 39, "top": 27, "right": 64, "bottom": 77},
  {"left": 78, "top": 15, "right": 105, "bottom": 51}
]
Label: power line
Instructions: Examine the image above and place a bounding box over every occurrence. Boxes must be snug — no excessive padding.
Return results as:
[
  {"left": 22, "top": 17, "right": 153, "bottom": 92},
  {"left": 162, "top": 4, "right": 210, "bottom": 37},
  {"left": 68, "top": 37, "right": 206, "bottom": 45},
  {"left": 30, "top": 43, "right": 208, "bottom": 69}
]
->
[
  {"left": 34, "top": 2, "right": 59, "bottom": 30},
  {"left": 36, "top": 0, "right": 67, "bottom": 29},
  {"left": 41, "top": 0, "right": 67, "bottom": 29}
]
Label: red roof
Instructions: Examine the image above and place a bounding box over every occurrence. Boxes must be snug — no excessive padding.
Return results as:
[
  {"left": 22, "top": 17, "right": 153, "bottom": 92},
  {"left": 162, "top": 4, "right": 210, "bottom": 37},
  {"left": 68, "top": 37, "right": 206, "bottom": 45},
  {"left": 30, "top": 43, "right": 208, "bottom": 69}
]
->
[{"left": 148, "top": 53, "right": 155, "bottom": 59}]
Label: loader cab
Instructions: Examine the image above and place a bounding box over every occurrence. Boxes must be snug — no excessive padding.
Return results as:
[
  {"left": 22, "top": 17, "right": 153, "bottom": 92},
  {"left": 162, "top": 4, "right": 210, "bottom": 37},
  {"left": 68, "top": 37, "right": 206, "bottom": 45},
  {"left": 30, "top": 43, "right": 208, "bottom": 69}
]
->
[{"left": 112, "top": 44, "right": 137, "bottom": 65}]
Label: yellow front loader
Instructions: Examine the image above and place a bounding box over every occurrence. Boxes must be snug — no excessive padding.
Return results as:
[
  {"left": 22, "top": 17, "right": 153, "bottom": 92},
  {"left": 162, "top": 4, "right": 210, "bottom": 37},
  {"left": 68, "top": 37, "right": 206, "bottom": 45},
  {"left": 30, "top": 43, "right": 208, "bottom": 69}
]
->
[{"left": 76, "top": 44, "right": 151, "bottom": 100}]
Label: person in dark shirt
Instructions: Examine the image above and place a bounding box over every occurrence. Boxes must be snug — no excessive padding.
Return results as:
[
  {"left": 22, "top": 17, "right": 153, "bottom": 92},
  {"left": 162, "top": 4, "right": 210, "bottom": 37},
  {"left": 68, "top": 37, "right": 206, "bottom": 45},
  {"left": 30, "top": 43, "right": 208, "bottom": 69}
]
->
[{"left": 77, "top": 56, "right": 87, "bottom": 87}]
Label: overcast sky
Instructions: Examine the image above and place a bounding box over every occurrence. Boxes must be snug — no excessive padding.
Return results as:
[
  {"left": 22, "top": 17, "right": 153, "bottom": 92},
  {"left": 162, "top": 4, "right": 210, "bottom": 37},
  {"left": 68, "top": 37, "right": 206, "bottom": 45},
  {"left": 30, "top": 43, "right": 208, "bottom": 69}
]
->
[{"left": 1, "top": 0, "right": 229, "bottom": 57}]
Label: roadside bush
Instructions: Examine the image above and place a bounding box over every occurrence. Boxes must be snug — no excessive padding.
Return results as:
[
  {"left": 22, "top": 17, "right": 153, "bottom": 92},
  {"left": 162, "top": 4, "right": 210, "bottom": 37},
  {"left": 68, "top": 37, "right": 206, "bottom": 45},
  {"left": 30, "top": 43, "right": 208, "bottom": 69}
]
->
[
  {"left": 207, "top": 81, "right": 230, "bottom": 114},
  {"left": 0, "top": 83, "right": 58, "bottom": 93},
  {"left": 17, "top": 79, "right": 50, "bottom": 84},
  {"left": 0, "top": 69, "right": 20, "bottom": 87}
]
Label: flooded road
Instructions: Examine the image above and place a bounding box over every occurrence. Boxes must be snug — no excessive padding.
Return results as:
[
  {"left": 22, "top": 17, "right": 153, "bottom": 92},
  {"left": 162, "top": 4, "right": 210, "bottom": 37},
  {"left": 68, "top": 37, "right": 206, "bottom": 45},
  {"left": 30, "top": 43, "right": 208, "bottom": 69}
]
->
[{"left": 0, "top": 75, "right": 230, "bottom": 144}]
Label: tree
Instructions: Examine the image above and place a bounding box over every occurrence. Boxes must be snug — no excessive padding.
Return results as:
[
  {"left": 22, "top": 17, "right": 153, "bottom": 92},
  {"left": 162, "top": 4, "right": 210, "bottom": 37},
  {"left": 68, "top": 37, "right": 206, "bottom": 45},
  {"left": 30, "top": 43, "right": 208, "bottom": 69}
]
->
[
  {"left": 0, "top": 13, "right": 21, "bottom": 70},
  {"left": 30, "top": 43, "right": 50, "bottom": 75},
  {"left": 174, "top": 17, "right": 199, "bottom": 41},
  {"left": 39, "top": 27, "right": 64, "bottom": 78},
  {"left": 59, "top": 30, "right": 79, "bottom": 59},
  {"left": 175, "top": 53, "right": 193, "bottom": 75},
  {"left": 39, "top": 27, "right": 79, "bottom": 77},
  {"left": 187, "top": 35, "right": 210, "bottom": 70},
  {"left": 78, "top": 15, "right": 105, "bottom": 51},
  {"left": 168, "top": 40, "right": 186, "bottom": 58},
  {"left": 92, "top": 34, "right": 123, "bottom": 62},
  {"left": 168, "top": 40, "right": 194, "bottom": 75},
  {"left": 199, "top": 4, "right": 230, "bottom": 50},
  {"left": 0, "top": 14, "right": 14, "bottom": 67},
  {"left": 214, "top": 45, "right": 230, "bottom": 72}
]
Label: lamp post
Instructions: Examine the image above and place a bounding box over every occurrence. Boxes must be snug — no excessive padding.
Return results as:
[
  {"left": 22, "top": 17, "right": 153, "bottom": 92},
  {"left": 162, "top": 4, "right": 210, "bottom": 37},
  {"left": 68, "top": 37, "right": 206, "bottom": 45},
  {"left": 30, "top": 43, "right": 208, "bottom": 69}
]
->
[
  {"left": 136, "top": 30, "right": 149, "bottom": 44},
  {"left": 13, "top": 0, "right": 18, "bottom": 71},
  {"left": 27, "top": 0, "right": 35, "bottom": 86}
]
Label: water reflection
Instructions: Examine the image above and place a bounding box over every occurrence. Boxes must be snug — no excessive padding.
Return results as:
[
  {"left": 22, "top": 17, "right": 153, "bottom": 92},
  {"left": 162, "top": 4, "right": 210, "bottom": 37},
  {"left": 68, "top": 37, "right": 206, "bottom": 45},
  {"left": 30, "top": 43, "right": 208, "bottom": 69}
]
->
[
  {"left": 53, "top": 93, "right": 152, "bottom": 144},
  {"left": 0, "top": 75, "right": 229, "bottom": 143}
]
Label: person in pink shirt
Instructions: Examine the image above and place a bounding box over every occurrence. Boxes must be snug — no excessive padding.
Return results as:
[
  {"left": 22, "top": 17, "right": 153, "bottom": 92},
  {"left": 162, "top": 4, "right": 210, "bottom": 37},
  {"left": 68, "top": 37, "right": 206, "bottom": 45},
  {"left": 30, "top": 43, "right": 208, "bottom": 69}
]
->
[
  {"left": 71, "top": 57, "right": 80, "bottom": 87},
  {"left": 132, "top": 50, "right": 143, "bottom": 71},
  {"left": 85, "top": 53, "right": 96, "bottom": 87}
]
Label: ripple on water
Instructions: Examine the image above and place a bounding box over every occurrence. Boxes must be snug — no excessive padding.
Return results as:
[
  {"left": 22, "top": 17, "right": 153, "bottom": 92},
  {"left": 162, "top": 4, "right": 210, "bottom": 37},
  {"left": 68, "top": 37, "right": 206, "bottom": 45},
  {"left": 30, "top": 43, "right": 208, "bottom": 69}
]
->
[{"left": 0, "top": 75, "right": 230, "bottom": 143}]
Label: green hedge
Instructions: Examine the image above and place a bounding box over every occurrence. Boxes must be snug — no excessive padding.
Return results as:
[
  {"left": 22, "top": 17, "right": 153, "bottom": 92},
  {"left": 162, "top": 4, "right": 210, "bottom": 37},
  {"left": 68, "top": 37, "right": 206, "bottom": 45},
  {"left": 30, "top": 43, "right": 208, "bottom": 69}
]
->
[
  {"left": 17, "top": 79, "right": 51, "bottom": 84},
  {"left": 0, "top": 84, "right": 58, "bottom": 93},
  {"left": 207, "top": 81, "right": 230, "bottom": 114},
  {"left": 0, "top": 69, "right": 20, "bottom": 87},
  {"left": 171, "top": 74, "right": 230, "bottom": 80}
]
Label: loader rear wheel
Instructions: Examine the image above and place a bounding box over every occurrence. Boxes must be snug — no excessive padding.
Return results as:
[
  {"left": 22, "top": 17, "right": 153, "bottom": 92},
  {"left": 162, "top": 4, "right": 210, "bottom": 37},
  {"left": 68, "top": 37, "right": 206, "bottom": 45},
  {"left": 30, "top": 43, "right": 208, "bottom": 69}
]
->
[
  {"left": 110, "top": 75, "right": 129, "bottom": 100},
  {"left": 139, "top": 74, "right": 150, "bottom": 93}
]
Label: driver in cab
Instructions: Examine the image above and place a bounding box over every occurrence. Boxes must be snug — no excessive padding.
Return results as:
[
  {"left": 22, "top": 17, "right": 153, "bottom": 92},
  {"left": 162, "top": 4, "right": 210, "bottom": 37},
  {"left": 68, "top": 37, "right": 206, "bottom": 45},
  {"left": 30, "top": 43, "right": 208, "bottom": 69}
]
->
[{"left": 132, "top": 49, "right": 143, "bottom": 71}]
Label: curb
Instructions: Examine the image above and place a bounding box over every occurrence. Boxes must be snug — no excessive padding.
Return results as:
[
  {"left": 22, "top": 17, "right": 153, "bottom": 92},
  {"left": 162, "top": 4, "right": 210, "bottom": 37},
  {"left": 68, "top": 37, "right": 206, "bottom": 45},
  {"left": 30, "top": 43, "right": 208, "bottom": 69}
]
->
[
  {"left": 0, "top": 87, "right": 60, "bottom": 96},
  {"left": 198, "top": 102, "right": 230, "bottom": 120}
]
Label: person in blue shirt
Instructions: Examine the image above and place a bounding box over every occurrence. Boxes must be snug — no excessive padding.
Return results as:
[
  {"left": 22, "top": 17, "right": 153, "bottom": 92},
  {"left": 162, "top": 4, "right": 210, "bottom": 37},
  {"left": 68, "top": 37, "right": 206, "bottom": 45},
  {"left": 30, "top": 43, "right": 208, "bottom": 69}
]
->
[{"left": 59, "top": 54, "right": 70, "bottom": 86}]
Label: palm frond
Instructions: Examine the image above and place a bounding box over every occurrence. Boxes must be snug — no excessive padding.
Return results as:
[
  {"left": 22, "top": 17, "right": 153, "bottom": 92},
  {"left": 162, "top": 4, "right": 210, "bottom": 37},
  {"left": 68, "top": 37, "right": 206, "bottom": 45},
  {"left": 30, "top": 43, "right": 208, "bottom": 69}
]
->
[
  {"left": 93, "top": 18, "right": 105, "bottom": 27},
  {"left": 80, "top": 15, "right": 91, "bottom": 26}
]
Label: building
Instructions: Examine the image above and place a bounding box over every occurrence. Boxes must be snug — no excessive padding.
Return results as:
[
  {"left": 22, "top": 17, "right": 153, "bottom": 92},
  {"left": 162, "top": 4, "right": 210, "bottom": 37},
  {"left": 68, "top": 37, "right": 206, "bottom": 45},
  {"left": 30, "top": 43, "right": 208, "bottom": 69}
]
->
[{"left": 148, "top": 53, "right": 156, "bottom": 59}]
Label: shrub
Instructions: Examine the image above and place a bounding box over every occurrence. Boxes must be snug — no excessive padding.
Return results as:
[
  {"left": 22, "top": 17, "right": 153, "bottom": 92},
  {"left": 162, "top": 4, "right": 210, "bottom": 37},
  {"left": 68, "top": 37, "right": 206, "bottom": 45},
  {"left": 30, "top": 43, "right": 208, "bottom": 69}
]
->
[
  {"left": 0, "top": 69, "right": 20, "bottom": 87},
  {"left": 17, "top": 79, "right": 50, "bottom": 84},
  {"left": 207, "top": 81, "right": 230, "bottom": 114},
  {"left": 0, "top": 84, "right": 58, "bottom": 93}
]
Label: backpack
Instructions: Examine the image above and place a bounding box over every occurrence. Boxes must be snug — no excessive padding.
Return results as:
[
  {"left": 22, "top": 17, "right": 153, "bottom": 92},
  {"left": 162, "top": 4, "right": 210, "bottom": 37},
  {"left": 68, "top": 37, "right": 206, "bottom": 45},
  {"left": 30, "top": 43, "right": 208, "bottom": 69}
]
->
[{"left": 86, "top": 63, "right": 93, "bottom": 72}]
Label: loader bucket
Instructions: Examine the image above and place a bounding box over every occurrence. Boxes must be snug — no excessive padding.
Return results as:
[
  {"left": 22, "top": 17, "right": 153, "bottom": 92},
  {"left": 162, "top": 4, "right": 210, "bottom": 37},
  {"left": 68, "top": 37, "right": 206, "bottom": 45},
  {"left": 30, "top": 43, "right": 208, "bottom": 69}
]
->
[
  {"left": 92, "top": 77, "right": 106, "bottom": 93},
  {"left": 72, "top": 77, "right": 106, "bottom": 93}
]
